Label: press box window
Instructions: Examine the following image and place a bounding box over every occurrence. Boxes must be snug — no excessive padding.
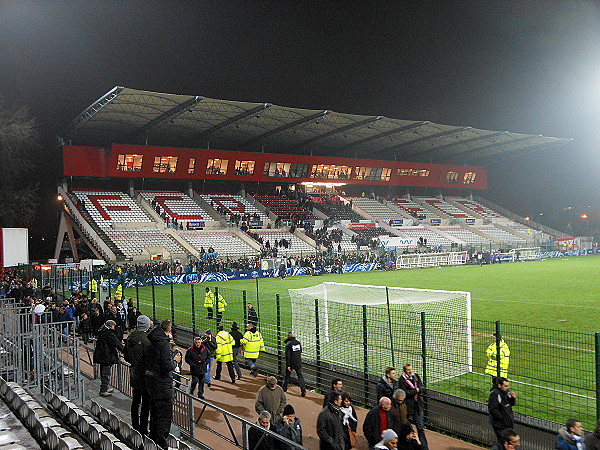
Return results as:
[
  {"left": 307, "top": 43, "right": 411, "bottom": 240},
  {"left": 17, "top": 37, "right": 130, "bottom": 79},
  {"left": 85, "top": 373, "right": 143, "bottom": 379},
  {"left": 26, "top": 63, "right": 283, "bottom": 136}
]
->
[
  {"left": 263, "top": 162, "right": 309, "bottom": 178},
  {"left": 234, "top": 160, "right": 255, "bottom": 176},
  {"left": 354, "top": 166, "right": 392, "bottom": 181},
  {"left": 116, "top": 154, "right": 143, "bottom": 172},
  {"left": 206, "top": 159, "right": 228, "bottom": 175},
  {"left": 188, "top": 158, "right": 196, "bottom": 174},
  {"left": 446, "top": 171, "right": 459, "bottom": 184},
  {"left": 397, "top": 168, "right": 430, "bottom": 177},
  {"left": 463, "top": 172, "right": 477, "bottom": 184},
  {"left": 153, "top": 156, "right": 178, "bottom": 173},
  {"left": 310, "top": 164, "right": 351, "bottom": 179}
]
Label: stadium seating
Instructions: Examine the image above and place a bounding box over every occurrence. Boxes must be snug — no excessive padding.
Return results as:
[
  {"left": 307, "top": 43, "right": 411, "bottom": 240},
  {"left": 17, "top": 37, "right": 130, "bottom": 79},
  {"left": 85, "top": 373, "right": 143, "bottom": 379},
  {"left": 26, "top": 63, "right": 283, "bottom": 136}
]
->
[
  {"left": 392, "top": 198, "right": 440, "bottom": 219},
  {"left": 439, "top": 227, "right": 491, "bottom": 245},
  {"left": 253, "top": 230, "right": 317, "bottom": 254},
  {"left": 312, "top": 197, "right": 363, "bottom": 221},
  {"left": 253, "top": 195, "right": 318, "bottom": 220},
  {"left": 396, "top": 227, "right": 455, "bottom": 246},
  {"left": 105, "top": 229, "right": 185, "bottom": 257},
  {"left": 200, "top": 193, "right": 269, "bottom": 222},
  {"left": 448, "top": 197, "right": 504, "bottom": 219},
  {"left": 475, "top": 226, "right": 528, "bottom": 245},
  {"left": 72, "top": 189, "right": 153, "bottom": 226},
  {"left": 415, "top": 197, "right": 473, "bottom": 219},
  {"left": 141, "top": 191, "right": 210, "bottom": 223},
  {"left": 179, "top": 231, "right": 258, "bottom": 256},
  {"left": 348, "top": 197, "right": 404, "bottom": 220}
]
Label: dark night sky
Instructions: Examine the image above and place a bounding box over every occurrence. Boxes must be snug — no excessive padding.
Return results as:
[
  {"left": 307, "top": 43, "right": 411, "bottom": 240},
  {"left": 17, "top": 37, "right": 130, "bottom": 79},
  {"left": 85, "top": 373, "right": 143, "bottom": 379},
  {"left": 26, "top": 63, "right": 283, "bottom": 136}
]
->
[{"left": 1, "top": 0, "right": 599, "bottom": 249}]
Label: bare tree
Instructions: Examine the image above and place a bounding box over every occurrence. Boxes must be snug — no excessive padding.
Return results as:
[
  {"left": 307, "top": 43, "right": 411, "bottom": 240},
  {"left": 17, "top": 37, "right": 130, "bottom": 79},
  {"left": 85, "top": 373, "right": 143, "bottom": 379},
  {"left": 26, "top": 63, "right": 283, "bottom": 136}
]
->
[{"left": 0, "top": 96, "right": 40, "bottom": 227}]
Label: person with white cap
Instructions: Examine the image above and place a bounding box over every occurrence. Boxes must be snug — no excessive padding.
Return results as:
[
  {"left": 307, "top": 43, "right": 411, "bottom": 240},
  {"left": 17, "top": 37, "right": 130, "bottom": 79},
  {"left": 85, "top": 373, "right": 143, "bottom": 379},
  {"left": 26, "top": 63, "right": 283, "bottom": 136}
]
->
[
  {"left": 374, "top": 429, "right": 399, "bottom": 449},
  {"left": 124, "top": 315, "right": 152, "bottom": 435}
]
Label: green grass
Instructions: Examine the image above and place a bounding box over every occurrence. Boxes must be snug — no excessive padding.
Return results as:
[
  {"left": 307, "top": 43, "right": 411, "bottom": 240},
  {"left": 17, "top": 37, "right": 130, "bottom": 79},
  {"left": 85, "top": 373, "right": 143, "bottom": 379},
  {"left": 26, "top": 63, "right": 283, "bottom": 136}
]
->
[{"left": 119, "top": 254, "right": 600, "bottom": 427}]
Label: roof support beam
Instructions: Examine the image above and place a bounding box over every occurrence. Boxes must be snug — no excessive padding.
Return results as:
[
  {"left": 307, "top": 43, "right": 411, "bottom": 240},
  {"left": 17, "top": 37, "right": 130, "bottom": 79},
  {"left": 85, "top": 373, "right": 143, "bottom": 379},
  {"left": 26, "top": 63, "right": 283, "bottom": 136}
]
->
[
  {"left": 287, "top": 116, "right": 383, "bottom": 152},
  {"left": 409, "top": 131, "right": 508, "bottom": 160},
  {"left": 187, "top": 103, "right": 272, "bottom": 145},
  {"left": 239, "top": 110, "right": 330, "bottom": 149},
  {"left": 127, "top": 96, "right": 204, "bottom": 140},
  {"left": 439, "top": 135, "right": 538, "bottom": 164},
  {"left": 477, "top": 139, "right": 572, "bottom": 167},
  {"left": 336, "top": 121, "right": 430, "bottom": 152}
]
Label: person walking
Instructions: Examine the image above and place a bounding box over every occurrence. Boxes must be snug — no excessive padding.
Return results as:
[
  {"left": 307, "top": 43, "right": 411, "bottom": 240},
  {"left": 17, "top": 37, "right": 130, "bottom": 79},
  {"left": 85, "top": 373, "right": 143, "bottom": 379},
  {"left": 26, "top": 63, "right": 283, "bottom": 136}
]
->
[
  {"left": 248, "top": 411, "right": 277, "bottom": 450},
  {"left": 229, "top": 322, "right": 243, "bottom": 380},
  {"left": 398, "top": 364, "right": 428, "bottom": 450},
  {"left": 487, "top": 377, "right": 517, "bottom": 446},
  {"left": 363, "top": 397, "right": 393, "bottom": 449},
  {"left": 585, "top": 419, "right": 600, "bottom": 450},
  {"left": 241, "top": 323, "right": 265, "bottom": 377},
  {"left": 377, "top": 367, "right": 399, "bottom": 402},
  {"left": 340, "top": 392, "right": 358, "bottom": 450},
  {"left": 317, "top": 391, "right": 347, "bottom": 450},
  {"left": 124, "top": 315, "right": 152, "bottom": 435},
  {"left": 185, "top": 335, "right": 209, "bottom": 399},
  {"left": 490, "top": 429, "right": 520, "bottom": 450},
  {"left": 214, "top": 325, "right": 236, "bottom": 383},
  {"left": 202, "top": 329, "right": 217, "bottom": 387},
  {"left": 323, "top": 378, "right": 345, "bottom": 407},
  {"left": 93, "top": 319, "right": 124, "bottom": 397},
  {"left": 282, "top": 332, "right": 306, "bottom": 397},
  {"left": 274, "top": 404, "right": 303, "bottom": 449},
  {"left": 255, "top": 376, "right": 287, "bottom": 423},
  {"left": 145, "top": 320, "right": 180, "bottom": 450},
  {"left": 204, "top": 287, "right": 215, "bottom": 319}
]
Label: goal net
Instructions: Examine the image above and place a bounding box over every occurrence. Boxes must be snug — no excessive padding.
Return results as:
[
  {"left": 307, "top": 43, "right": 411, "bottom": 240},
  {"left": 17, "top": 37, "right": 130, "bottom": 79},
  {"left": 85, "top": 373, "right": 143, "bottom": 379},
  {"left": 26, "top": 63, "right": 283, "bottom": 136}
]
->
[{"left": 288, "top": 282, "right": 471, "bottom": 383}]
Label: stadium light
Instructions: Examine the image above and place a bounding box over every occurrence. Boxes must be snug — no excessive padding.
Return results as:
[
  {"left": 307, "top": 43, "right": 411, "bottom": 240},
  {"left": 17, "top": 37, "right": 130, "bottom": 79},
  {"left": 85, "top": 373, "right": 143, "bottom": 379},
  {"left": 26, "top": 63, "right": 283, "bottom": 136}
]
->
[
  {"left": 581, "top": 214, "right": 588, "bottom": 220},
  {"left": 524, "top": 216, "right": 530, "bottom": 221},
  {"left": 57, "top": 194, "right": 63, "bottom": 201}
]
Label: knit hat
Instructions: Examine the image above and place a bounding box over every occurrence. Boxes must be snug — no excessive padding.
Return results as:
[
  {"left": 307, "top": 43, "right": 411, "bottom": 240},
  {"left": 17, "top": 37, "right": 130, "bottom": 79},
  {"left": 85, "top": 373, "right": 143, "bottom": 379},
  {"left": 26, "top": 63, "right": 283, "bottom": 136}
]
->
[
  {"left": 380, "top": 429, "right": 398, "bottom": 444},
  {"left": 137, "top": 315, "right": 151, "bottom": 332},
  {"left": 266, "top": 376, "right": 278, "bottom": 387},
  {"left": 282, "top": 404, "right": 295, "bottom": 416}
]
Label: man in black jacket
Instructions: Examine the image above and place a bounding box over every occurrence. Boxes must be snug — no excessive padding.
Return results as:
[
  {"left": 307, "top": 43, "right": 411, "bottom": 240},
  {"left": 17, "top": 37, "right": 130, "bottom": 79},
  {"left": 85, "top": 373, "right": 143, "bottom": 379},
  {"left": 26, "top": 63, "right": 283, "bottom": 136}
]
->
[
  {"left": 363, "top": 397, "right": 393, "bottom": 448},
  {"left": 230, "top": 322, "right": 243, "bottom": 380},
  {"left": 93, "top": 320, "right": 124, "bottom": 396},
  {"left": 317, "top": 391, "right": 347, "bottom": 450},
  {"left": 487, "top": 377, "right": 517, "bottom": 445},
  {"left": 398, "top": 363, "right": 428, "bottom": 450},
  {"left": 124, "top": 315, "right": 152, "bottom": 435},
  {"left": 282, "top": 332, "right": 306, "bottom": 397},
  {"left": 145, "top": 320, "right": 180, "bottom": 450},
  {"left": 185, "top": 335, "right": 209, "bottom": 399}
]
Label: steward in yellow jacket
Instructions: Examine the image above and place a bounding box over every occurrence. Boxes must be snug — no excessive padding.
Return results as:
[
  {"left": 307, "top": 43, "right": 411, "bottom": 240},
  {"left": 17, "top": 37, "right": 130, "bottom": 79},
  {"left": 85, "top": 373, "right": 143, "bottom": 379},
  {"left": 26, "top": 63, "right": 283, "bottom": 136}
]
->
[
  {"left": 114, "top": 283, "right": 123, "bottom": 300},
  {"left": 89, "top": 278, "right": 98, "bottom": 298},
  {"left": 204, "top": 287, "right": 215, "bottom": 319},
  {"left": 240, "top": 324, "right": 265, "bottom": 377},
  {"left": 485, "top": 333, "right": 510, "bottom": 379},
  {"left": 214, "top": 325, "right": 236, "bottom": 382},
  {"left": 216, "top": 292, "right": 227, "bottom": 324}
]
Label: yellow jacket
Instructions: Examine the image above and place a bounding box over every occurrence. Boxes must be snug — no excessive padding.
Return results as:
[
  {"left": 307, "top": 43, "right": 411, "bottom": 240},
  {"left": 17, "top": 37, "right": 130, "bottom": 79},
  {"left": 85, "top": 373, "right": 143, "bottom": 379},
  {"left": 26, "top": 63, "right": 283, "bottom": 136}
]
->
[
  {"left": 241, "top": 330, "right": 265, "bottom": 359},
  {"left": 114, "top": 284, "right": 123, "bottom": 299},
  {"left": 485, "top": 339, "right": 510, "bottom": 378},
  {"left": 216, "top": 293, "right": 227, "bottom": 312},
  {"left": 89, "top": 279, "right": 98, "bottom": 293},
  {"left": 204, "top": 290, "right": 215, "bottom": 308},
  {"left": 216, "top": 330, "right": 234, "bottom": 362}
]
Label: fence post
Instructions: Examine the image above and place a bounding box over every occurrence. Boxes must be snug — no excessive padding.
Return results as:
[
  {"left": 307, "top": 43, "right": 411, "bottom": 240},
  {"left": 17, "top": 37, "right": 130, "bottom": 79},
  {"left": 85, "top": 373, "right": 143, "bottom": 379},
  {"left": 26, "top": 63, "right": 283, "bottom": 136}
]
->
[
  {"left": 170, "top": 279, "right": 175, "bottom": 325},
  {"left": 385, "top": 287, "right": 396, "bottom": 367},
  {"left": 495, "top": 320, "right": 502, "bottom": 380},
  {"left": 191, "top": 283, "right": 196, "bottom": 334},
  {"left": 421, "top": 312, "right": 428, "bottom": 422},
  {"left": 243, "top": 290, "right": 248, "bottom": 324},
  {"left": 135, "top": 276, "right": 140, "bottom": 310},
  {"left": 108, "top": 275, "right": 111, "bottom": 299},
  {"left": 214, "top": 286, "right": 220, "bottom": 327},
  {"left": 276, "top": 294, "right": 282, "bottom": 376},
  {"left": 315, "top": 298, "right": 322, "bottom": 390},
  {"left": 595, "top": 333, "right": 600, "bottom": 422},
  {"left": 363, "top": 305, "right": 369, "bottom": 406},
  {"left": 151, "top": 277, "right": 156, "bottom": 321}
]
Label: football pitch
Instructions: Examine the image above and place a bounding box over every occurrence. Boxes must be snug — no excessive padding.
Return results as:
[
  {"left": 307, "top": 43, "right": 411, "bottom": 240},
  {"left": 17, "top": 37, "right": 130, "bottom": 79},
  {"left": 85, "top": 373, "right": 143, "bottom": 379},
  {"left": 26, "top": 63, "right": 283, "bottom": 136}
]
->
[{"left": 129, "top": 254, "right": 600, "bottom": 427}]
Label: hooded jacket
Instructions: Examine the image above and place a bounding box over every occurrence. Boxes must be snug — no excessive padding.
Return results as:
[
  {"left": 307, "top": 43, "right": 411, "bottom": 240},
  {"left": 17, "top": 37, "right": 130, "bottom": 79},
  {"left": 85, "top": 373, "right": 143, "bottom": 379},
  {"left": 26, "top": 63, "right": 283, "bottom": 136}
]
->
[
  {"left": 124, "top": 329, "right": 151, "bottom": 389},
  {"left": 145, "top": 326, "right": 176, "bottom": 400},
  {"left": 487, "top": 385, "right": 515, "bottom": 430},
  {"left": 93, "top": 325, "right": 124, "bottom": 365},
  {"left": 376, "top": 375, "right": 397, "bottom": 402}
]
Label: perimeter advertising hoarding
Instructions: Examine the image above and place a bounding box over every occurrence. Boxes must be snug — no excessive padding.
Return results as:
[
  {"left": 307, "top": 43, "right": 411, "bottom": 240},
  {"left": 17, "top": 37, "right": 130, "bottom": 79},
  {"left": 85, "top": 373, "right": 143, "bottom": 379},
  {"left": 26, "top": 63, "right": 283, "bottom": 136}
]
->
[
  {"left": 379, "top": 237, "right": 418, "bottom": 248},
  {"left": 1, "top": 228, "right": 29, "bottom": 268}
]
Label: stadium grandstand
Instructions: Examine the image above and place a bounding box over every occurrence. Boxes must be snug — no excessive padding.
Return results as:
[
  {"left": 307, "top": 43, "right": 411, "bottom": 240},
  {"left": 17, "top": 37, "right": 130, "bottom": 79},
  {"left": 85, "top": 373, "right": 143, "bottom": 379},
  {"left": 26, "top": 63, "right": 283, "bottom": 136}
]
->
[{"left": 54, "top": 87, "right": 572, "bottom": 263}]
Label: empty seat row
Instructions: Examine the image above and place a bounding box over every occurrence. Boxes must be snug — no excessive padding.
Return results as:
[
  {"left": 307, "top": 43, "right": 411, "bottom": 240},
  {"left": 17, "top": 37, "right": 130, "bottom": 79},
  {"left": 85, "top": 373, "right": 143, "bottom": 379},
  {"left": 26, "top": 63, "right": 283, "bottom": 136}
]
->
[
  {"left": 72, "top": 190, "right": 152, "bottom": 227},
  {"left": 179, "top": 231, "right": 258, "bottom": 256},
  {"left": 450, "top": 198, "right": 504, "bottom": 219},
  {"left": 439, "top": 227, "right": 492, "bottom": 245},
  {"left": 416, "top": 197, "right": 473, "bottom": 219},
  {"left": 141, "top": 191, "right": 209, "bottom": 221},
  {"left": 348, "top": 197, "right": 403, "bottom": 220},
  {"left": 105, "top": 229, "right": 185, "bottom": 257},
  {"left": 475, "top": 226, "right": 528, "bottom": 244}
]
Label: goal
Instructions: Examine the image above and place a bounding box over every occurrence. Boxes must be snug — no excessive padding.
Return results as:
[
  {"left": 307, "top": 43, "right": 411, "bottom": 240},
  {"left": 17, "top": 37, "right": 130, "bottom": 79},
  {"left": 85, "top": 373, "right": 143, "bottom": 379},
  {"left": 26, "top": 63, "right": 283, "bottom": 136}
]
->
[{"left": 288, "top": 282, "right": 471, "bottom": 383}]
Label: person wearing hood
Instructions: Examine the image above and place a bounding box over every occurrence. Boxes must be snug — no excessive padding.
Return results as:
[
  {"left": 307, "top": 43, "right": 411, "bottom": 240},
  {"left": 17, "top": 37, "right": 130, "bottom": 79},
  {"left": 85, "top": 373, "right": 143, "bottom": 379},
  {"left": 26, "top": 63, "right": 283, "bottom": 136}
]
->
[
  {"left": 145, "top": 320, "right": 180, "bottom": 450},
  {"left": 556, "top": 418, "right": 585, "bottom": 450},
  {"left": 487, "top": 377, "right": 516, "bottom": 446},
  {"left": 93, "top": 319, "right": 124, "bottom": 397},
  {"left": 585, "top": 419, "right": 600, "bottom": 450},
  {"left": 241, "top": 323, "right": 265, "bottom": 377},
  {"left": 376, "top": 367, "right": 399, "bottom": 402},
  {"left": 124, "top": 315, "right": 152, "bottom": 435},
  {"left": 317, "top": 391, "right": 347, "bottom": 450},
  {"left": 229, "top": 322, "right": 243, "bottom": 380},
  {"left": 274, "top": 404, "right": 303, "bottom": 449}
]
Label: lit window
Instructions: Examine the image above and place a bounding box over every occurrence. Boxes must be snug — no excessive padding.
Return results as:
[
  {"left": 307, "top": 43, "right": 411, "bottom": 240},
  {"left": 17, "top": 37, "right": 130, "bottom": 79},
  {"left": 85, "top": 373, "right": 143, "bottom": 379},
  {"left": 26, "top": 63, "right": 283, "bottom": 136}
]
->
[
  {"left": 117, "top": 154, "right": 143, "bottom": 172},
  {"left": 263, "top": 162, "right": 309, "bottom": 178},
  {"left": 188, "top": 158, "right": 196, "bottom": 174},
  {"left": 446, "top": 171, "right": 459, "bottom": 184},
  {"left": 153, "top": 156, "right": 178, "bottom": 173},
  {"left": 354, "top": 167, "right": 391, "bottom": 181},
  {"left": 310, "top": 164, "right": 351, "bottom": 179},
  {"left": 206, "top": 159, "right": 228, "bottom": 175},
  {"left": 234, "top": 160, "right": 255, "bottom": 176},
  {"left": 397, "top": 168, "right": 430, "bottom": 177},
  {"left": 463, "top": 172, "right": 477, "bottom": 184}
]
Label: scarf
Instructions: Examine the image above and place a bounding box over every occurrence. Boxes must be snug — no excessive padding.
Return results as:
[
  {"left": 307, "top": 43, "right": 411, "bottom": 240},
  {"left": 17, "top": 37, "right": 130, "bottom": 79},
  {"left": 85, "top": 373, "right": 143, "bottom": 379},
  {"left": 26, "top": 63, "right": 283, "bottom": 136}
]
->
[
  {"left": 402, "top": 374, "right": 419, "bottom": 402},
  {"left": 561, "top": 428, "right": 584, "bottom": 450},
  {"left": 340, "top": 405, "right": 356, "bottom": 426}
]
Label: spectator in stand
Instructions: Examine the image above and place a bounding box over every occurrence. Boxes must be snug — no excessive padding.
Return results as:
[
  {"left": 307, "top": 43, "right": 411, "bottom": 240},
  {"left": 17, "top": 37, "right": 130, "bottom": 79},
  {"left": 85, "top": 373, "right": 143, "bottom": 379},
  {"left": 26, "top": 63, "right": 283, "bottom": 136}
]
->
[
  {"left": 229, "top": 322, "right": 243, "bottom": 380},
  {"left": 487, "top": 377, "right": 516, "bottom": 446},
  {"left": 93, "top": 320, "right": 124, "bottom": 397},
  {"left": 363, "top": 397, "right": 393, "bottom": 449},
  {"left": 255, "top": 376, "right": 287, "bottom": 423},
  {"left": 340, "top": 392, "right": 358, "bottom": 450},
  {"left": 124, "top": 315, "right": 152, "bottom": 435},
  {"left": 556, "top": 418, "right": 585, "bottom": 450},
  {"left": 185, "top": 336, "right": 209, "bottom": 399},
  {"left": 377, "top": 366, "right": 399, "bottom": 402},
  {"left": 317, "top": 391, "right": 347, "bottom": 450},
  {"left": 249, "top": 411, "right": 277, "bottom": 450},
  {"left": 274, "top": 404, "right": 303, "bottom": 449},
  {"left": 323, "top": 378, "right": 345, "bottom": 407},
  {"left": 398, "top": 363, "right": 428, "bottom": 449}
]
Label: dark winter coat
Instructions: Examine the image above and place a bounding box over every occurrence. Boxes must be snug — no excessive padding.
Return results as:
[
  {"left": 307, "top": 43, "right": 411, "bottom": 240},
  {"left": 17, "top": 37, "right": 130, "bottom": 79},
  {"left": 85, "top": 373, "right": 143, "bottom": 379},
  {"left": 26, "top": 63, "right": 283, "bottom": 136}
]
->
[
  {"left": 230, "top": 326, "right": 243, "bottom": 348},
  {"left": 78, "top": 317, "right": 92, "bottom": 334},
  {"left": 556, "top": 429, "right": 582, "bottom": 450},
  {"left": 317, "top": 403, "right": 346, "bottom": 450},
  {"left": 185, "top": 344, "right": 209, "bottom": 377},
  {"left": 363, "top": 405, "right": 392, "bottom": 448},
  {"left": 248, "top": 307, "right": 259, "bottom": 325},
  {"left": 376, "top": 376, "right": 397, "bottom": 402},
  {"left": 248, "top": 423, "right": 277, "bottom": 450},
  {"left": 487, "top": 386, "right": 515, "bottom": 430},
  {"left": 274, "top": 417, "right": 303, "bottom": 449},
  {"left": 124, "top": 330, "right": 151, "bottom": 389},
  {"left": 145, "top": 327, "right": 176, "bottom": 400},
  {"left": 584, "top": 431, "right": 600, "bottom": 450},
  {"left": 93, "top": 326, "right": 124, "bottom": 365},
  {"left": 398, "top": 373, "right": 425, "bottom": 416},
  {"left": 285, "top": 337, "right": 302, "bottom": 369},
  {"left": 90, "top": 312, "right": 104, "bottom": 335}
]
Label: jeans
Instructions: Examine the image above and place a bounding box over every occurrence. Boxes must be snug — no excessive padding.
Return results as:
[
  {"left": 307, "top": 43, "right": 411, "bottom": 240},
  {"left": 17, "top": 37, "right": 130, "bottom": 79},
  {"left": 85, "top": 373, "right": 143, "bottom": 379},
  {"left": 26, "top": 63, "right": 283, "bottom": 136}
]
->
[
  {"left": 232, "top": 347, "right": 243, "bottom": 378},
  {"left": 246, "top": 358, "right": 258, "bottom": 376},
  {"left": 204, "top": 356, "right": 213, "bottom": 384},
  {"left": 282, "top": 367, "right": 306, "bottom": 394},
  {"left": 190, "top": 375, "right": 205, "bottom": 397},
  {"left": 131, "top": 387, "right": 150, "bottom": 434},
  {"left": 99, "top": 364, "right": 112, "bottom": 393}
]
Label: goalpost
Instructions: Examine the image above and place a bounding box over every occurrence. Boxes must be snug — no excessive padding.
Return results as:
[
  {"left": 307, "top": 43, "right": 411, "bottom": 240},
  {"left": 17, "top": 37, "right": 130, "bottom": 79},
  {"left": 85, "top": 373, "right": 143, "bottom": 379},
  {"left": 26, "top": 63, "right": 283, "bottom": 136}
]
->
[{"left": 288, "top": 282, "right": 472, "bottom": 383}]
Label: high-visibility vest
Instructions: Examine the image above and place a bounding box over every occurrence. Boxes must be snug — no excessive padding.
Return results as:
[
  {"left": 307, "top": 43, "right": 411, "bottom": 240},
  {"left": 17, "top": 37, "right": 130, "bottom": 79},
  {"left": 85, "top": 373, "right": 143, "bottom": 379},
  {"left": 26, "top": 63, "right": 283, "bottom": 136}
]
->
[
  {"left": 485, "top": 339, "right": 510, "bottom": 378},
  {"left": 216, "top": 293, "right": 227, "bottom": 312},
  {"left": 215, "top": 331, "right": 234, "bottom": 362},
  {"left": 204, "top": 291, "right": 215, "bottom": 308},
  {"left": 240, "top": 330, "right": 265, "bottom": 359},
  {"left": 115, "top": 284, "right": 123, "bottom": 299},
  {"left": 89, "top": 279, "right": 98, "bottom": 293}
]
